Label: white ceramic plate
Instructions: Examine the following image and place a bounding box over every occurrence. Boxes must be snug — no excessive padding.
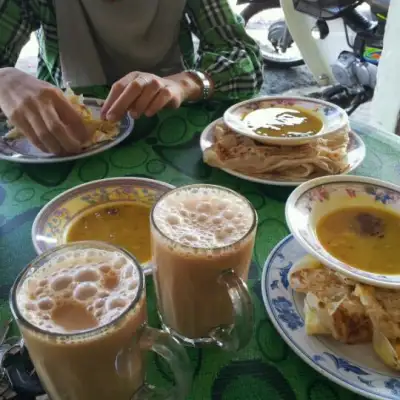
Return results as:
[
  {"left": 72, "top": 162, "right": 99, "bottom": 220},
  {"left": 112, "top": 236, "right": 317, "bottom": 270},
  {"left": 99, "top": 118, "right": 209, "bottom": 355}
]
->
[
  {"left": 200, "top": 118, "right": 366, "bottom": 187},
  {"left": 262, "top": 235, "right": 400, "bottom": 400},
  {"left": 285, "top": 175, "right": 400, "bottom": 288},
  {"left": 32, "top": 177, "right": 175, "bottom": 275},
  {"left": 0, "top": 98, "right": 134, "bottom": 163},
  {"left": 223, "top": 96, "right": 349, "bottom": 146}
]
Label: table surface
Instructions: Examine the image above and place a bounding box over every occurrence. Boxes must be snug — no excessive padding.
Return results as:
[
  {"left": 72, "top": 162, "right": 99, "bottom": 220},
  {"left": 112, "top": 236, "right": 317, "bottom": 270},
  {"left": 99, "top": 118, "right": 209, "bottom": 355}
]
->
[{"left": 1, "top": 87, "right": 400, "bottom": 400}]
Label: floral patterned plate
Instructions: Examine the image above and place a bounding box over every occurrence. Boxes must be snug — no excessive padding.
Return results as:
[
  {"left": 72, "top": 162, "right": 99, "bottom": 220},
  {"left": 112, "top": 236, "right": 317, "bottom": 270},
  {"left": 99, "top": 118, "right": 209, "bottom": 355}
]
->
[
  {"left": 263, "top": 235, "right": 400, "bottom": 400},
  {"left": 0, "top": 98, "right": 134, "bottom": 163},
  {"left": 286, "top": 175, "right": 400, "bottom": 288},
  {"left": 32, "top": 177, "right": 175, "bottom": 275},
  {"left": 200, "top": 118, "right": 365, "bottom": 187},
  {"left": 224, "top": 96, "right": 349, "bottom": 146}
]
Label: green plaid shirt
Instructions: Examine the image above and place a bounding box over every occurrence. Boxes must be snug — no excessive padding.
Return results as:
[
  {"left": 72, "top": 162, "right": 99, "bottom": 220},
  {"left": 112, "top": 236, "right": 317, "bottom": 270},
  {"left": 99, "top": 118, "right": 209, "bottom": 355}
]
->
[{"left": 0, "top": 0, "right": 264, "bottom": 100}]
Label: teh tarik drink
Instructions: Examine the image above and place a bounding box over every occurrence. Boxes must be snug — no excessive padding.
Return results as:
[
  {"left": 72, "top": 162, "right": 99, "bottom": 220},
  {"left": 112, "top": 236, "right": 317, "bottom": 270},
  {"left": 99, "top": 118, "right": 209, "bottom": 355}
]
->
[
  {"left": 11, "top": 243, "right": 147, "bottom": 400},
  {"left": 151, "top": 185, "right": 257, "bottom": 349}
]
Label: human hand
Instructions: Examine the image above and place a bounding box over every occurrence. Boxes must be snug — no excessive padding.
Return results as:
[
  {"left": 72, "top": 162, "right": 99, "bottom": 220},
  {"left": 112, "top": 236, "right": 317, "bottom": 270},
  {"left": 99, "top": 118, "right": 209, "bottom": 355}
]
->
[
  {"left": 0, "top": 68, "right": 90, "bottom": 154},
  {"left": 101, "top": 72, "right": 192, "bottom": 122}
]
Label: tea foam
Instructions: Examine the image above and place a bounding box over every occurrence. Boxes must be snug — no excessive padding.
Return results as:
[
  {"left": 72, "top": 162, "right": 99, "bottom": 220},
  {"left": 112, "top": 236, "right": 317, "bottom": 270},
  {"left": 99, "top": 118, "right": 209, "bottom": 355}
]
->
[
  {"left": 17, "top": 249, "right": 139, "bottom": 334},
  {"left": 153, "top": 187, "right": 254, "bottom": 248}
]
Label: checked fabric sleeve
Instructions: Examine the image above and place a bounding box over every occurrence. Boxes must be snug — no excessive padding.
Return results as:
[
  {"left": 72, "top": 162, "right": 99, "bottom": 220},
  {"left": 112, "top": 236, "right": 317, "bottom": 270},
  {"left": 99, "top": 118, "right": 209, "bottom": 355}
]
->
[
  {"left": 0, "top": 0, "right": 61, "bottom": 85},
  {"left": 0, "top": 0, "right": 263, "bottom": 100},
  {"left": 185, "top": 0, "right": 264, "bottom": 101},
  {"left": 0, "top": 0, "right": 39, "bottom": 68}
]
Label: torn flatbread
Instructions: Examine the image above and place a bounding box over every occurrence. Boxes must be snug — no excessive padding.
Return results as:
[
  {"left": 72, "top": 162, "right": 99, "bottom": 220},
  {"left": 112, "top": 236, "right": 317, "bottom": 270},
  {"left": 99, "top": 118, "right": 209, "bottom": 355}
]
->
[
  {"left": 203, "top": 122, "right": 350, "bottom": 180},
  {"left": 4, "top": 87, "right": 120, "bottom": 150},
  {"left": 289, "top": 256, "right": 372, "bottom": 344}
]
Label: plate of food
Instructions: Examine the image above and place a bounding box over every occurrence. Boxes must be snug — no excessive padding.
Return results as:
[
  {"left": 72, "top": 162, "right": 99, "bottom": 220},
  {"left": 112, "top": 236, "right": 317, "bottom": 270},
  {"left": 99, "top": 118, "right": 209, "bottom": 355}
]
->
[
  {"left": 286, "top": 175, "right": 400, "bottom": 288},
  {"left": 223, "top": 96, "right": 349, "bottom": 146},
  {"left": 201, "top": 118, "right": 365, "bottom": 187},
  {"left": 32, "top": 177, "right": 175, "bottom": 275},
  {"left": 262, "top": 234, "right": 400, "bottom": 400},
  {"left": 0, "top": 88, "right": 134, "bottom": 163}
]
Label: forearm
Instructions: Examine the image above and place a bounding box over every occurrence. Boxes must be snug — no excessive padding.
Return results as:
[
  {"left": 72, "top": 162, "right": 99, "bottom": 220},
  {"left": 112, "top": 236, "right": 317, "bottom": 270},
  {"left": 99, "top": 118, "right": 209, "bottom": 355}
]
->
[{"left": 166, "top": 71, "right": 215, "bottom": 102}]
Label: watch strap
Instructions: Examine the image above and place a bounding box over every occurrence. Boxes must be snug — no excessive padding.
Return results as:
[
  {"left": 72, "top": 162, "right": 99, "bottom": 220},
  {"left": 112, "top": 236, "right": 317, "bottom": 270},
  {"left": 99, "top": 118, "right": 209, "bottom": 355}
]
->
[{"left": 186, "top": 69, "right": 211, "bottom": 100}]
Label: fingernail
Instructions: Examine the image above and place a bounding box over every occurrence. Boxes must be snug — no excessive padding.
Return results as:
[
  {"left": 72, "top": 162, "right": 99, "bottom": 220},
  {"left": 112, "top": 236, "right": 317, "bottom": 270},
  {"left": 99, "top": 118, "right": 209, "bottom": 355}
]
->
[{"left": 106, "top": 112, "right": 117, "bottom": 122}]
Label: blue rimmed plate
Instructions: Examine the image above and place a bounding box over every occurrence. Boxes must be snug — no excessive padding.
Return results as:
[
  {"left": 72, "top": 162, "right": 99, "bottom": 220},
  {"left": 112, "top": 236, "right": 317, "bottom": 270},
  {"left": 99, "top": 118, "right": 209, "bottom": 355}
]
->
[
  {"left": 0, "top": 98, "right": 134, "bottom": 163},
  {"left": 262, "top": 235, "right": 400, "bottom": 400}
]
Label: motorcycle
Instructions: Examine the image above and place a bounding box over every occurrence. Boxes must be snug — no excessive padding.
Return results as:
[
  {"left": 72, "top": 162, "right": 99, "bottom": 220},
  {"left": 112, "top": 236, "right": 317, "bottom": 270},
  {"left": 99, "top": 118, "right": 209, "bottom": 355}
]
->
[
  {"left": 238, "top": 0, "right": 305, "bottom": 67},
  {"left": 286, "top": 0, "right": 388, "bottom": 114},
  {"left": 238, "top": 0, "right": 388, "bottom": 102},
  {"left": 240, "top": 0, "right": 388, "bottom": 113}
]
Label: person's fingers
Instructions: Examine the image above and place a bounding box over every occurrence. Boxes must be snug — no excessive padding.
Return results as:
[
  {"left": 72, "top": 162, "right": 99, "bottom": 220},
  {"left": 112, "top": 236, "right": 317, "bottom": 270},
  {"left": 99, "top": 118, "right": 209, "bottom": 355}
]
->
[
  {"left": 10, "top": 117, "right": 48, "bottom": 153},
  {"left": 8, "top": 101, "right": 53, "bottom": 153},
  {"left": 101, "top": 80, "right": 126, "bottom": 119},
  {"left": 101, "top": 72, "right": 140, "bottom": 119},
  {"left": 106, "top": 76, "right": 151, "bottom": 121},
  {"left": 53, "top": 94, "right": 90, "bottom": 144},
  {"left": 130, "top": 79, "right": 164, "bottom": 118},
  {"left": 43, "top": 105, "right": 81, "bottom": 154},
  {"left": 27, "top": 113, "right": 62, "bottom": 154},
  {"left": 143, "top": 86, "right": 174, "bottom": 117}
]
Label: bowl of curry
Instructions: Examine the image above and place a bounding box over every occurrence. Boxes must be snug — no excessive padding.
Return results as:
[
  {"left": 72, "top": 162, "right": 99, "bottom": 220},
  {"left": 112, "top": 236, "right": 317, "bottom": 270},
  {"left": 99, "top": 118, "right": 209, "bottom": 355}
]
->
[
  {"left": 285, "top": 175, "right": 400, "bottom": 288},
  {"left": 32, "top": 177, "right": 175, "bottom": 275},
  {"left": 224, "top": 96, "right": 349, "bottom": 146}
]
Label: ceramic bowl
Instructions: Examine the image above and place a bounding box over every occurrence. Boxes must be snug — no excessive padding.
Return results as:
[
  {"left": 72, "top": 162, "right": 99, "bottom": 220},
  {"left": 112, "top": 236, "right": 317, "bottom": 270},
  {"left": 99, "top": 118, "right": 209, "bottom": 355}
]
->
[
  {"left": 223, "top": 96, "right": 349, "bottom": 146},
  {"left": 285, "top": 175, "right": 400, "bottom": 288},
  {"left": 32, "top": 177, "right": 175, "bottom": 275}
]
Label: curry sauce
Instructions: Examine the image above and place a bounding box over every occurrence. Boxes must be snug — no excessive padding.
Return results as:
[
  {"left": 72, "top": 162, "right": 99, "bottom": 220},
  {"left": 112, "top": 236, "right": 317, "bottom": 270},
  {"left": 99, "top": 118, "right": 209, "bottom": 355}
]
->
[
  {"left": 66, "top": 202, "right": 151, "bottom": 264},
  {"left": 242, "top": 107, "right": 323, "bottom": 138},
  {"left": 317, "top": 206, "right": 400, "bottom": 275}
]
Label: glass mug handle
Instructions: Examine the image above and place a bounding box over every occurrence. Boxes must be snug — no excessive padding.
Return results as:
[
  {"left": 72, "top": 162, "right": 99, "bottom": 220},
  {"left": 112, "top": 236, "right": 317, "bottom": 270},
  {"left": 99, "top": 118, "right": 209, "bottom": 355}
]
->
[
  {"left": 210, "top": 269, "right": 254, "bottom": 351},
  {"left": 117, "top": 326, "right": 192, "bottom": 400}
]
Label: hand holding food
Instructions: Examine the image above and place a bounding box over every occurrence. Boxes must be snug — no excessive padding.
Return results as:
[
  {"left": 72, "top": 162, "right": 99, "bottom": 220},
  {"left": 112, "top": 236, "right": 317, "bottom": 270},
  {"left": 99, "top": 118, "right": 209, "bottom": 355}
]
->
[
  {"left": 101, "top": 71, "right": 197, "bottom": 121},
  {"left": 0, "top": 68, "right": 90, "bottom": 154}
]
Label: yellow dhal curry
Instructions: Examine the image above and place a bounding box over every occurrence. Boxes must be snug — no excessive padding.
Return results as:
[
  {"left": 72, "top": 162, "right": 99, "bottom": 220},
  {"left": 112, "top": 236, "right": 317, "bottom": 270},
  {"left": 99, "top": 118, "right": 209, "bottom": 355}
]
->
[
  {"left": 317, "top": 206, "right": 400, "bottom": 275},
  {"left": 242, "top": 107, "right": 323, "bottom": 138},
  {"left": 66, "top": 202, "right": 151, "bottom": 264}
]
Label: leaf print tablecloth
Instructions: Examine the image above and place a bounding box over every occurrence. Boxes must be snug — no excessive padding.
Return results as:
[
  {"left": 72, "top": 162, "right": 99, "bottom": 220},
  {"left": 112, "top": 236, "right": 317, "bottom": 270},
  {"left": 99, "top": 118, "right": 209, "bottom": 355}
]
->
[{"left": 1, "top": 87, "right": 400, "bottom": 399}]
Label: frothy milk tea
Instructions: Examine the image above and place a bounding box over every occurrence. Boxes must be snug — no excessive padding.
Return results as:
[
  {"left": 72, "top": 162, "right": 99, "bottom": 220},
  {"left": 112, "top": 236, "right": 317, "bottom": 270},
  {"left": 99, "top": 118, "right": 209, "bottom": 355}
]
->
[
  {"left": 15, "top": 248, "right": 147, "bottom": 400},
  {"left": 152, "top": 186, "right": 256, "bottom": 340}
]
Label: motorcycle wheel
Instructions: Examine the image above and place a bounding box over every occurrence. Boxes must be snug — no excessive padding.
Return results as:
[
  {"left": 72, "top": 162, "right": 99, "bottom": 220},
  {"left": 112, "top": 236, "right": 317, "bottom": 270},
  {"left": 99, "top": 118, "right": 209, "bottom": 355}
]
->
[{"left": 241, "top": 3, "right": 304, "bottom": 68}]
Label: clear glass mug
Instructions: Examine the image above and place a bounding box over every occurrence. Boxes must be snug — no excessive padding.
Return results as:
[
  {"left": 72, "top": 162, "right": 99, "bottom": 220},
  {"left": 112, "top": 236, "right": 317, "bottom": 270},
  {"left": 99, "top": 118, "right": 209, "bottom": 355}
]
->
[
  {"left": 151, "top": 184, "right": 257, "bottom": 351},
  {"left": 9, "top": 241, "right": 192, "bottom": 400}
]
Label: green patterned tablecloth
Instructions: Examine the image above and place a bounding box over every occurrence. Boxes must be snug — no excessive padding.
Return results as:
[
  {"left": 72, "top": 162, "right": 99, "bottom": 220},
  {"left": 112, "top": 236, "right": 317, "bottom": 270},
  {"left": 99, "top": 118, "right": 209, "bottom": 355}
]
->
[{"left": 1, "top": 88, "right": 400, "bottom": 399}]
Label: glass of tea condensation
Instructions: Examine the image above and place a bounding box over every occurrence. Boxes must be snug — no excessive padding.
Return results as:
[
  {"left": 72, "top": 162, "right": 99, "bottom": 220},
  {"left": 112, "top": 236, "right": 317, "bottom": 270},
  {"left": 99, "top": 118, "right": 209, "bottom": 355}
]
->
[
  {"left": 151, "top": 184, "right": 257, "bottom": 351},
  {"left": 9, "top": 241, "right": 192, "bottom": 400}
]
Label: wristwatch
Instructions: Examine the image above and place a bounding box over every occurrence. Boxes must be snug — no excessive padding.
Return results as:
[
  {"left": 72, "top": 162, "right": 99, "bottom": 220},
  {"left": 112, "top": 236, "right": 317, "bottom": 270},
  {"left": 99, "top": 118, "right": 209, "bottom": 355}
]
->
[{"left": 186, "top": 70, "right": 212, "bottom": 100}]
